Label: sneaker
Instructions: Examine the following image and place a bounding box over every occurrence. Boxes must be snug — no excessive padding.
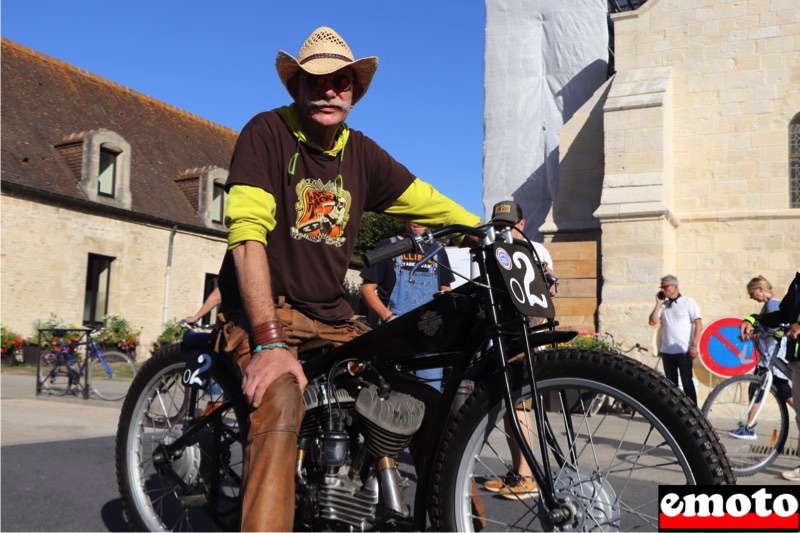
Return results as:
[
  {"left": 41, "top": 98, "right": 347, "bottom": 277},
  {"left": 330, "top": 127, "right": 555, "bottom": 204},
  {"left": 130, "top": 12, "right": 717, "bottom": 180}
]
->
[
  {"left": 728, "top": 426, "right": 757, "bottom": 440},
  {"left": 781, "top": 467, "right": 800, "bottom": 481},
  {"left": 499, "top": 478, "right": 539, "bottom": 500},
  {"left": 483, "top": 476, "right": 512, "bottom": 493},
  {"left": 198, "top": 401, "right": 223, "bottom": 418}
]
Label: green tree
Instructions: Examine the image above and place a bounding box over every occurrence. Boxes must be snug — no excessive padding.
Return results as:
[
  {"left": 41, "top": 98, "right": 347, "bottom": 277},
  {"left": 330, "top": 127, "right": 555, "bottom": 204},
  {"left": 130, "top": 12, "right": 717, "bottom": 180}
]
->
[{"left": 352, "top": 212, "right": 405, "bottom": 266}]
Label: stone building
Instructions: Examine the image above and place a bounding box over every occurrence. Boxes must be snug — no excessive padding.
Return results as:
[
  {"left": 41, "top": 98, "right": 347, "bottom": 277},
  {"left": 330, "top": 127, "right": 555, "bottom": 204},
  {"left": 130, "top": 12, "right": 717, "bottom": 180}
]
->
[
  {"left": 1, "top": 39, "right": 236, "bottom": 357},
  {"left": 539, "top": 0, "right": 800, "bottom": 392}
]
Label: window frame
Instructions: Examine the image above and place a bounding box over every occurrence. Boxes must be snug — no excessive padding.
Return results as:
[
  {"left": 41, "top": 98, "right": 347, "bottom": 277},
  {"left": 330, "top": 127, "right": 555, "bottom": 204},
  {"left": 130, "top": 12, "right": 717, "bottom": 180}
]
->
[
  {"left": 97, "top": 147, "right": 118, "bottom": 198},
  {"left": 201, "top": 274, "right": 219, "bottom": 325},
  {"left": 83, "top": 253, "right": 115, "bottom": 327},
  {"left": 211, "top": 183, "right": 225, "bottom": 223}
]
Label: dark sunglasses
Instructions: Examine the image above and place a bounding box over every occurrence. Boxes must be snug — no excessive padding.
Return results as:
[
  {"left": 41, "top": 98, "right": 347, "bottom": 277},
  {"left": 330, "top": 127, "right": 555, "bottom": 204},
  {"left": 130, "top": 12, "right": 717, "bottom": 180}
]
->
[
  {"left": 659, "top": 284, "right": 674, "bottom": 289},
  {"left": 303, "top": 73, "right": 353, "bottom": 93}
]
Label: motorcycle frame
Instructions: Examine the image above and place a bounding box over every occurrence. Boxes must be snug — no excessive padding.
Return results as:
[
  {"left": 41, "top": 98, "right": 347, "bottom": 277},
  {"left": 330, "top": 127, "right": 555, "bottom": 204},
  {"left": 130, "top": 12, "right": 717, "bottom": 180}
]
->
[{"left": 164, "top": 223, "right": 575, "bottom": 529}]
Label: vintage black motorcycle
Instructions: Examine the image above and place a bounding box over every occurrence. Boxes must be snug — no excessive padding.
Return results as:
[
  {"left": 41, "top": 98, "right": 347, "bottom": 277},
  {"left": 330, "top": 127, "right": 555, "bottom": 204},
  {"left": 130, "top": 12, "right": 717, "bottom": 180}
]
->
[{"left": 115, "top": 220, "right": 734, "bottom": 532}]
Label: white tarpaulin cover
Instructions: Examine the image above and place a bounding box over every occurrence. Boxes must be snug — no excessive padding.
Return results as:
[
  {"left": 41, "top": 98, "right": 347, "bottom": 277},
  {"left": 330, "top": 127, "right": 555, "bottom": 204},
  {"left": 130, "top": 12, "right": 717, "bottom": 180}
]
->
[{"left": 483, "top": 0, "right": 609, "bottom": 239}]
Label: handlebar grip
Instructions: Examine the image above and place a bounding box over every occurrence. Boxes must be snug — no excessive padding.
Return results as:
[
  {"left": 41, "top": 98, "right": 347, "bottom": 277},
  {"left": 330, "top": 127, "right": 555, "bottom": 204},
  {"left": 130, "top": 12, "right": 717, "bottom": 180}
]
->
[{"left": 362, "top": 237, "right": 416, "bottom": 267}]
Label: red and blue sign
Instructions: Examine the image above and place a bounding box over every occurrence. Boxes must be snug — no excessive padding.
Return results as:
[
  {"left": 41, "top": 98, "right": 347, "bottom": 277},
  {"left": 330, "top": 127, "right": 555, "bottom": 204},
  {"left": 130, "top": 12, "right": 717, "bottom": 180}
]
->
[{"left": 698, "top": 317, "right": 757, "bottom": 378}]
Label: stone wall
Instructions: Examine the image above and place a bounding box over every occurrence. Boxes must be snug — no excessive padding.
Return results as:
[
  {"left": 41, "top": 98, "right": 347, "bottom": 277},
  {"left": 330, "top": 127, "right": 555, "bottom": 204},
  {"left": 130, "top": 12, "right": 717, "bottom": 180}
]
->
[
  {"left": 0, "top": 193, "right": 226, "bottom": 358},
  {"left": 549, "top": 0, "right": 800, "bottom": 395}
]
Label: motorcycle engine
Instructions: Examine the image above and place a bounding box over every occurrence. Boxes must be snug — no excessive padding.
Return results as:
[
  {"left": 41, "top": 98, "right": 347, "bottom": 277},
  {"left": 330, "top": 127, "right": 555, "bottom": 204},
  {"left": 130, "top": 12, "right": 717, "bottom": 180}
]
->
[{"left": 297, "top": 382, "right": 425, "bottom": 531}]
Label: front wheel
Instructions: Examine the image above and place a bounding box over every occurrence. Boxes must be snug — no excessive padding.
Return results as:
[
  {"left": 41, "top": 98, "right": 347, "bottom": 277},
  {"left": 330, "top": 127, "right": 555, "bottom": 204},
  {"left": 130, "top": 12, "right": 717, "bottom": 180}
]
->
[
  {"left": 89, "top": 350, "right": 137, "bottom": 400},
  {"left": 702, "top": 373, "right": 789, "bottom": 476},
  {"left": 115, "top": 343, "right": 248, "bottom": 532},
  {"left": 430, "top": 347, "right": 734, "bottom": 532}
]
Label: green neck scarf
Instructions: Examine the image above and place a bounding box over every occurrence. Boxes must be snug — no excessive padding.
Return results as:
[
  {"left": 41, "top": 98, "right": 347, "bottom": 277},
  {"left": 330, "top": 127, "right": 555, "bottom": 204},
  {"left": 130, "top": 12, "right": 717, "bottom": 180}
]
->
[
  {"left": 275, "top": 104, "right": 349, "bottom": 157},
  {"left": 275, "top": 104, "right": 348, "bottom": 192}
]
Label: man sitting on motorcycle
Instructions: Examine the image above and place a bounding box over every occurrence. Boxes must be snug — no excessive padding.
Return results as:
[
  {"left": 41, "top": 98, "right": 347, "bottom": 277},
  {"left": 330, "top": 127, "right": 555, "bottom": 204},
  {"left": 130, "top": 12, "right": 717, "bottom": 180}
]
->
[{"left": 215, "top": 26, "right": 479, "bottom": 531}]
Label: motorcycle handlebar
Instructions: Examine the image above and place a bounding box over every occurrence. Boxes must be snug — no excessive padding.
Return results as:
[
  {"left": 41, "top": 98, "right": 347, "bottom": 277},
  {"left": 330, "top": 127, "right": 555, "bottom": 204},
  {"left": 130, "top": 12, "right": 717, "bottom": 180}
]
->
[
  {"left": 361, "top": 224, "right": 486, "bottom": 267},
  {"left": 362, "top": 236, "right": 416, "bottom": 267}
]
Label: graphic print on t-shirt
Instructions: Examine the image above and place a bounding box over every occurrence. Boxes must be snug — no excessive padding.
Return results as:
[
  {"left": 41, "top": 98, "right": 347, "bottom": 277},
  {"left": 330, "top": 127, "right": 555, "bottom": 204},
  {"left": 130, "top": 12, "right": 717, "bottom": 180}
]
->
[{"left": 290, "top": 178, "right": 351, "bottom": 246}]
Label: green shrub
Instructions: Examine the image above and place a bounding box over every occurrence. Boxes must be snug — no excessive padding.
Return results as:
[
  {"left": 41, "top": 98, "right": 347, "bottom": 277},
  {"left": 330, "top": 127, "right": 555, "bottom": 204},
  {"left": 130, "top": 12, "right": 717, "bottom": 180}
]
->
[
  {"left": 567, "top": 332, "right": 616, "bottom": 352},
  {"left": 153, "top": 319, "right": 185, "bottom": 351}
]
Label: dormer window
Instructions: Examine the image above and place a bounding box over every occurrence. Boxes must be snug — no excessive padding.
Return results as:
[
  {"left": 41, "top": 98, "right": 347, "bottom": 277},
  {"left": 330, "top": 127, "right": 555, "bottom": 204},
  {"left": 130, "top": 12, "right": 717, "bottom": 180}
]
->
[
  {"left": 176, "top": 166, "right": 228, "bottom": 229},
  {"left": 57, "top": 129, "right": 132, "bottom": 209},
  {"left": 98, "top": 148, "right": 118, "bottom": 197}
]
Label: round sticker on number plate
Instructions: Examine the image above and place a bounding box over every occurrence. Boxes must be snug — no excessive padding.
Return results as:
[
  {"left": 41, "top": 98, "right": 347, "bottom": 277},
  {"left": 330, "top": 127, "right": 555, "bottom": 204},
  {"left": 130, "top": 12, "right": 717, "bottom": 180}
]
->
[
  {"left": 495, "top": 248, "right": 513, "bottom": 270},
  {"left": 493, "top": 243, "right": 554, "bottom": 318}
]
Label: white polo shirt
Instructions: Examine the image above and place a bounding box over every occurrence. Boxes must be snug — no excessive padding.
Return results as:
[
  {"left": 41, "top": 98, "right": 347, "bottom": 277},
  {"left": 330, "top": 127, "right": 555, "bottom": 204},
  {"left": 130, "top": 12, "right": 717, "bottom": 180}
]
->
[{"left": 658, "top": 295, "right": 702, "bottom": 354}]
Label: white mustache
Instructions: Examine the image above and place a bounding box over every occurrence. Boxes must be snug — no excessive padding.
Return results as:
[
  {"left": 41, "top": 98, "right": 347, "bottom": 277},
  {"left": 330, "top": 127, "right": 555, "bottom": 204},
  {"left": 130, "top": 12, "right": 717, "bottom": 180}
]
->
[{"left": 306, "top": 98, "right": 350, "bottom": 111}]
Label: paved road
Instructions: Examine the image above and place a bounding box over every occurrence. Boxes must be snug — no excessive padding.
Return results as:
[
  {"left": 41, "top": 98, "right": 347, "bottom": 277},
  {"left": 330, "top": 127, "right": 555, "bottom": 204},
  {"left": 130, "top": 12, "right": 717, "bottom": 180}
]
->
[
  {"left": 2, "top": 370, "right": 798, "bottom": 532},
  {"left": 1, "top": 372, "right": 129, "bottom": 532}
]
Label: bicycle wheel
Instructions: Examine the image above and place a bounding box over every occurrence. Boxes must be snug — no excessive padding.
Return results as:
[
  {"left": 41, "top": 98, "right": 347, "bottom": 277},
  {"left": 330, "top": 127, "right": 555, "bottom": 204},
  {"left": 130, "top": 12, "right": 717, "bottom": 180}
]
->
[
  {"left": 116, "top": 343, "right": 248, "bottom": 532},
  {"left": 89, "top": 350, "right": 137, "bottom": 401},
  {"left": 430, "top": 347, "right": 733, "bottom": 532},
  {"left": 702, "top": 374, "right": 789, "bottom": 476},
  {"left": 38, "top": 351, "right": 72, "bottom": 396}
]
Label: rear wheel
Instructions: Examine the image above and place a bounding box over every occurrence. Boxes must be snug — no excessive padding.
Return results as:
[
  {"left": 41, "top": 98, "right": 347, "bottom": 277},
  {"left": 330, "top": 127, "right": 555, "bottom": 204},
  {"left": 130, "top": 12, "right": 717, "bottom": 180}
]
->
[
  {"left": 115, "top": 343, "right": 248, "bottom": 531},
  {"left": 702, "top": 373, "right": 789, "bottom": 476},
  {"left": 430, "top": 347, "right": 734, "bottom": 532},
  {"left": 89, "top": 350, "right": 136, "bottom": 400},
  {"left": 38, "top": 351, "right": 72, "bottom": 396}
]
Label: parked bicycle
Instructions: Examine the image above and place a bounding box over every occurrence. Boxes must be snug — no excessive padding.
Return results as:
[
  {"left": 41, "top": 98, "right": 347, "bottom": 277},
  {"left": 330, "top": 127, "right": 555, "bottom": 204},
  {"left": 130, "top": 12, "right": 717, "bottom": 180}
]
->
[
  {"left": 701, "top": 322, "right": 792, "bottom": 476},
  {"left": 116, "top": 221, "right": 732, "bottom": 532},
  {"left": 38, "top": 327, "right": 137, "bottom": 401}
]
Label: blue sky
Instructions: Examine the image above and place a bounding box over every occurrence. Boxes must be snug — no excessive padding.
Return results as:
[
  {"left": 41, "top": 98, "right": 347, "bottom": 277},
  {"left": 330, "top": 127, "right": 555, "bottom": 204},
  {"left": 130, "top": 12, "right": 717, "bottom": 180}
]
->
[{"left": 2, "top": 1, "right": 487, "bottom": 216}]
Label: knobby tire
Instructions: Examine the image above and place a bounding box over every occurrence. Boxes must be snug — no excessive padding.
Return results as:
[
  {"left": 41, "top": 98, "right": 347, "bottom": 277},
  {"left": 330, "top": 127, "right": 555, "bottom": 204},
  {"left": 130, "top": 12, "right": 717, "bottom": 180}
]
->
[
  {"left": 115, "top": 343, "right": 248, "bottom": 532},
  {"left": 430, "top": 346, "right": 734, "bottom": 532}
]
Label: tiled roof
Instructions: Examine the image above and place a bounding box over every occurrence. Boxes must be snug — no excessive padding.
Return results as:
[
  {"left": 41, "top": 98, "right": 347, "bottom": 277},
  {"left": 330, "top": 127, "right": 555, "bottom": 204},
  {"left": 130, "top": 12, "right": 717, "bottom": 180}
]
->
[{"left": 0, "top": 38, "right": 238, "bottom": 230}]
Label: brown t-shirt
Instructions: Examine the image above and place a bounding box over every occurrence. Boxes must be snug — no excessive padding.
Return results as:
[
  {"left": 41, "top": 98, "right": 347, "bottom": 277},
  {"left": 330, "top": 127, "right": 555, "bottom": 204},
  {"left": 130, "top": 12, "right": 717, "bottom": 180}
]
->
[{"left": 218, "top": 110, "right": 415, "bottom": 322}]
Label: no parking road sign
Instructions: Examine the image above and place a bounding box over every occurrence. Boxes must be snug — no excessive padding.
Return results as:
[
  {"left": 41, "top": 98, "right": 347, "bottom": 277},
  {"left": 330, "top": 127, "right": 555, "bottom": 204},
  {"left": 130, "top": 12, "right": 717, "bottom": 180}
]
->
[{"left": 698, "top": 317, "right": 756, "bottom": 378}]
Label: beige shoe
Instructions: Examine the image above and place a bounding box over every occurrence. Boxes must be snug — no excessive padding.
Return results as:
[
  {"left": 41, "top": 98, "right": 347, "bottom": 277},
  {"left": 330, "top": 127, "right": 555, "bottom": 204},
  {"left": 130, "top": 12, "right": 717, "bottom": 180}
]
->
[
  {"left": 499, "top": 478, "right": 539, "bottom": 500},
  {"left": 483, "top": 477, "right": 509, "bottom": 493}
]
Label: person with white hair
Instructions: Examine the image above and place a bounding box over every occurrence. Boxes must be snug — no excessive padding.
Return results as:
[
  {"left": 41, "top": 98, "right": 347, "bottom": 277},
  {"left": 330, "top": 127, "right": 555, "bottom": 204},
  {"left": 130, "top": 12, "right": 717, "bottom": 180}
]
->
[{"left": 649, "top": 274, "right": 702, "bottom": 405}]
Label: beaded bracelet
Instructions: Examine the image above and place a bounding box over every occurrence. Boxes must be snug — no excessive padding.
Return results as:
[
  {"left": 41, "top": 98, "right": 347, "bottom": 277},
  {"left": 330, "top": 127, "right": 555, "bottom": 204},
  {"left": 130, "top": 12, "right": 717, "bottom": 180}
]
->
[{"left": 252, "top": 342, "right": 289, "bottom": 353}]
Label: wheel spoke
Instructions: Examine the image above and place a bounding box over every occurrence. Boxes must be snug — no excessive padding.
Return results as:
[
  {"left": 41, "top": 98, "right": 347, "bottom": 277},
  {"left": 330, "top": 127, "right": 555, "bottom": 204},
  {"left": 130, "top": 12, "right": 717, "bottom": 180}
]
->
[{"left": 433, "top": 347, "right": 732, "bottom": 532}]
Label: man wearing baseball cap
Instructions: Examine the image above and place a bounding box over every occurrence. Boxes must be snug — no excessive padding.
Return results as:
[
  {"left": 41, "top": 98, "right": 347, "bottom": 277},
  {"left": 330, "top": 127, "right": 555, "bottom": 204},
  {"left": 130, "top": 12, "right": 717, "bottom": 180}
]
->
[
  {"left": 216, "top": 26, "right": 479, "bottom": 530},
  {"left": 481, "top": 201, "right": 557, "bottom": 500}
]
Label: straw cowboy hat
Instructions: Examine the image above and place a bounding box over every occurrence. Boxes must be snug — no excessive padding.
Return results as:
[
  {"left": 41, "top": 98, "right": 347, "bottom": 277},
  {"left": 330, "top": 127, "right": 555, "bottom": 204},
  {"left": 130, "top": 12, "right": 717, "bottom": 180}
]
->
[{"left": 276, "top": 26, "right": 378, "bottom": 104}]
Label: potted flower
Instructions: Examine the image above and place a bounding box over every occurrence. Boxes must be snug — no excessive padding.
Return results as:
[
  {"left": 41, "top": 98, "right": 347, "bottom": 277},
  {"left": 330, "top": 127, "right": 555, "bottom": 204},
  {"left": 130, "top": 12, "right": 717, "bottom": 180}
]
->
[
  {"left": 95, "top": 315, "right": 142, "bottom": 360},
  {"left": 150, "top": 319, "right": 186, "bottom": 354},
  {"left": 1, "top": 325, "right": 25, "bottom": 366},
  {"left": 24, "top": 318, "right": 79, "bottom": 365}
]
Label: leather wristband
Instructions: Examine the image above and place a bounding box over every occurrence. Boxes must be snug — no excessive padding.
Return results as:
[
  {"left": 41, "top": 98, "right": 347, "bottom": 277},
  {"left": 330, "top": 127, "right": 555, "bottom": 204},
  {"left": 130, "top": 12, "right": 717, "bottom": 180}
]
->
[{"left": 250, "top": 320, "right": 285, "bottom": 347}]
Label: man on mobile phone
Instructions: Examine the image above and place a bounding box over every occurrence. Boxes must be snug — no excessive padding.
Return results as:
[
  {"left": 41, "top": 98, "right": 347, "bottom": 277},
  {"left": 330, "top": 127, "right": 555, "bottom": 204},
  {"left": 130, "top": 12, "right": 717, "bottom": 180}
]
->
[{"left": 648, "top": 274, "right": 702, "bottom": 405}]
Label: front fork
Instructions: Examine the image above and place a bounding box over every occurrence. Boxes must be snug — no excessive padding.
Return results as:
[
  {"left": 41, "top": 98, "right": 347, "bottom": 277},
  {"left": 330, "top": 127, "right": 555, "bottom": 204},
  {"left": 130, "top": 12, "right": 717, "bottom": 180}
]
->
[{"left": 474, "top": 246, "right": 573, "bottom": 525}]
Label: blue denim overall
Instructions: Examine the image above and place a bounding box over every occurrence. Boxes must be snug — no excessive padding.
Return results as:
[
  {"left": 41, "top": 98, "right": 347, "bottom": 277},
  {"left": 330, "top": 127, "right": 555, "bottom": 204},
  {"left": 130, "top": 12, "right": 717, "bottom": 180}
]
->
[{"left": 388, "top": 239, "right": 443, "bottom": 390}]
